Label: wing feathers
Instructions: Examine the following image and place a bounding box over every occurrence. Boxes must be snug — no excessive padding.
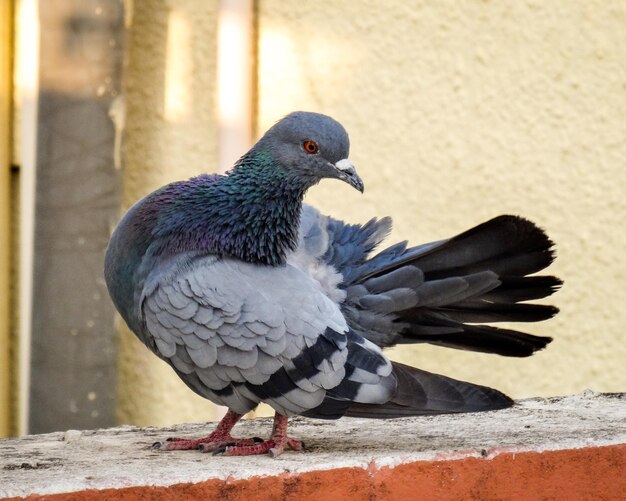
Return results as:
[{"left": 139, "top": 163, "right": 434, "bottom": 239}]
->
[{"left": 141, "top": 254, "right": 355, "bottom": 416}]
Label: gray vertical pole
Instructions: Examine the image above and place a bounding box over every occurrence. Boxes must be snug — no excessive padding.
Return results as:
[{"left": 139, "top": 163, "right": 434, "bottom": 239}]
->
[{"left": 29, "top": 0, "right": 125, "bottom": 433}]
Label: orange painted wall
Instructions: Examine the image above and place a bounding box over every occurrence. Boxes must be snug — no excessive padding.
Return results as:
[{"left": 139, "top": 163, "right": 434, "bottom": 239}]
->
[{"left": 9, "top": 444, "right": 625, "bottom": 501}]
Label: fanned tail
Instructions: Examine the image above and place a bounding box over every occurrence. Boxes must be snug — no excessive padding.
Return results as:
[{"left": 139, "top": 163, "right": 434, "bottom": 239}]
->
[{"left": 340, "top": 215, "right": 561, "bottom": 356}]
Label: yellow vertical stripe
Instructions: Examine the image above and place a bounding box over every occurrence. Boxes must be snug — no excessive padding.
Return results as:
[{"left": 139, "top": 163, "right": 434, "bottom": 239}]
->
[{"left": 0, "top": 0, "right": 14, "bottom": 437}]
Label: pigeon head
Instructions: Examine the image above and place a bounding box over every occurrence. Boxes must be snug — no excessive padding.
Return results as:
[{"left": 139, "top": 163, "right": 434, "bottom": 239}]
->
[
  {"left": 116, "top": 112, "right": 366, "bottom": 268},
  {"left": 248, "top": 111, "right": 364, "bottom": 193}
]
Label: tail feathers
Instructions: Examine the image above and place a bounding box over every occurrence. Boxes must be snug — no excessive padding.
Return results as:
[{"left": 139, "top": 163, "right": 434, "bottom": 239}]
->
[
  {"left": 352, "top": 270, "right": 501, "bottom": 316},
  {"left": 412, "top": 215, "right": 556, "bottom": 279},
  {"left": 432, "top": 302, "right": 559, "bottom": 324},
  {"left": 344, "top": 362, "right": 513, "bottom": 418},
  {"left": 481, "top": 276, "right": 562, "bottom": 303},
  {"left": 341, "top": 215, "right": 560, "bottom": 356},
  {"left": 357, "top": 215, "right": 556, "bottom": 284},
  {"left": 401, "top": 321, "right": 552, "bottom": 357},
  {"left": 425, "top": 250, "right": 554, "bottom": 282}
]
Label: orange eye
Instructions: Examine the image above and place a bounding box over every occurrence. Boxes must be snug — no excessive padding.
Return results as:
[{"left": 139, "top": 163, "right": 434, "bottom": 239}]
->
[{"left": 303, "top": 140, "right": 319, "bottom": 154}]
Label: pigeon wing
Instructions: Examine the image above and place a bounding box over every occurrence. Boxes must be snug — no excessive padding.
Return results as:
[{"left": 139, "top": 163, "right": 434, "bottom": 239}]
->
[{"left": 139, "top": 253, "right": 391, "bottom": 416}]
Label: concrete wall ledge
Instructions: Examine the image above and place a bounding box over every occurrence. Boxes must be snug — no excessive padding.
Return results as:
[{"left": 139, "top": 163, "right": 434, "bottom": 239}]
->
[{"left": 1, "top": 392, "right": 625, "bottom": 500}]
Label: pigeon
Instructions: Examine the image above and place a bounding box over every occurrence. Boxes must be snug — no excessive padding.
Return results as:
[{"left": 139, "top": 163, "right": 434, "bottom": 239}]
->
[{"left": 104, "top": 111, "right": 560, "bottom": 457}]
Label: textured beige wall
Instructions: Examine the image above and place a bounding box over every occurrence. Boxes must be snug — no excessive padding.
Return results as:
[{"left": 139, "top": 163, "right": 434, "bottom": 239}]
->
[
  {"left": 257, "top": 0, "right": 626, "bottom": 398},
  {"left": 119, "top": 0, "right": 626, "bottom": 427},
  {"left": 118, "top": 0, "right": 222, "bottom": 426}
]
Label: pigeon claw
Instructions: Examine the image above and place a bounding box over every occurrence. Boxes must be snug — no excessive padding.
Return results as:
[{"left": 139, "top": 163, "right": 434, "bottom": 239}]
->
[
  {"left": 196, "top": 442, "right": 218, "bottom": 453},
  {"left": 211, "top": 445, "right": 228, "bottom": 456},
  {"left": 287, "top": 438, "right": 305, "bottom": 451},
  {"left": 268, "top": 446, "right": 283, "bottom": 459}
]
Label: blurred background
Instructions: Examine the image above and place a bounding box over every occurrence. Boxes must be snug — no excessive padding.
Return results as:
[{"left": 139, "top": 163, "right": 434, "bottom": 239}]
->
[{"left": 1, "top": 0, "right": 625, "bottom": 438}]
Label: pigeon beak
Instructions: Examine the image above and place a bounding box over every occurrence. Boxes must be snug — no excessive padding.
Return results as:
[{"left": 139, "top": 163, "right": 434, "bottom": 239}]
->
[{"left": 334, "top": 159, "right": 365, "bottom": 193}]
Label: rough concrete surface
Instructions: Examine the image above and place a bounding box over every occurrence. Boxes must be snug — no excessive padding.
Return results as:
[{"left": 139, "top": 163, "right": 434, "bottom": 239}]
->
[{"left": 0, "top": 392, "right": 624, "bottom": 498}]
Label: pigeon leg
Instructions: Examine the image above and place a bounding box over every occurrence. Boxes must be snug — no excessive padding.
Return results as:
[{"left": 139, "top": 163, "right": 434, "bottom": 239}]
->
[
  {"left": 216, "top": 413, "right": 304, "bottom": 458},
  {"left": 154, "top": 410, "right": 260, "bottom": 451}
]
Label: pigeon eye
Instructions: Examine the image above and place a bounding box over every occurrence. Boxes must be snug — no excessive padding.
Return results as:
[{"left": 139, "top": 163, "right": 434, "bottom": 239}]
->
[{"left": 303, "top": 140, "right": 319, "bottom": 154}]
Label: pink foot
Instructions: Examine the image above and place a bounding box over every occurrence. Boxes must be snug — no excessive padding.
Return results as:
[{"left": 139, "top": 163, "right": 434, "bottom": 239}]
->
[
  {"left": 215, "top": 435, "right": 304, "bottom": 458},
  {"left": 151, "top": 411, "right": 303, "bottom": 458},
  {"left": 152, "top": 409, "right": 249, "bottom": 452},
  {"left": 153, "top": 434, "right": 263, "bottom": 452},
  {"left": 213, "top": 414, "right": 303, "bottom": 458}
]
